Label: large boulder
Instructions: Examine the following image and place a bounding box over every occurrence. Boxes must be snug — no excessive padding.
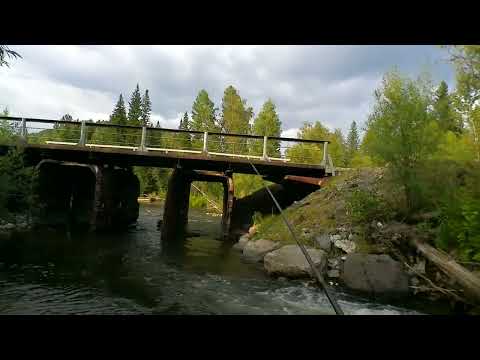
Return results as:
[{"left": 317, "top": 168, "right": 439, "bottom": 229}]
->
[
  {"left": 264, "top": 245, "right": 326, "bottom": 278},
  {"left": 242, "top": 239, "right": 281, "bottom": 262},
  {"left": 341, "top": 254, "right": 410, "bottom": 296}
]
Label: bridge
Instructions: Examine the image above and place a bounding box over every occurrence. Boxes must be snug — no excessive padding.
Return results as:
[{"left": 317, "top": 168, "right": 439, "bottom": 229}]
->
[{"left": 0, "top": 116, "right": 335, "bottom": 240}]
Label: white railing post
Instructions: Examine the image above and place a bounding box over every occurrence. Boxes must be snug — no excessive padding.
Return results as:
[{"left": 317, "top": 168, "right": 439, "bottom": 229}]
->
[
  {"left": 262, "top": 136, "right": 268, "bottom": 160},
  {"left": 79, "top": 121, "right": 86, "bottom": 146},
  {"left": 203, "top": 131, "right": 208, "bottom": 154},
  {"left": 322, "top": 141, "right": 328, "bottom": 165},
  {"left": 140, "top": 126, "right": 147, "bottom": 151},
  {"left": 21, "top": 118, "right": 27, "bottom": 139}
]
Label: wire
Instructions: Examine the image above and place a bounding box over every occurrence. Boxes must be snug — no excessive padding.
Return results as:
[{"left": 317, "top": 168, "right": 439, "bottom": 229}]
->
[{"left": 249, "top": 162, "right": 344, "bottom": 315}]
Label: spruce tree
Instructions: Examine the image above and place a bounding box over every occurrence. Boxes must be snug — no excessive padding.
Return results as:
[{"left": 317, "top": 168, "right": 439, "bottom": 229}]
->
[
  {"left": 178, "top": 112, "right": 191, "bottom": 149},
  {"left": 252, "top": 99, "right": 282, "bottom": 157},
  {"left": 109, "top": 94, "right": 128, "bottom": 144},
  {"left": 110, "top": 94, "right": 128, "bottom": 126},
  {"left": 141, "top": 89, "right": 152, "bottom": 126},
  {"left": 346, "top": 120, "right": 360, "bottom": 165},
  {"left": 128, "top": 84, "right": 143, "bottom": 126}
]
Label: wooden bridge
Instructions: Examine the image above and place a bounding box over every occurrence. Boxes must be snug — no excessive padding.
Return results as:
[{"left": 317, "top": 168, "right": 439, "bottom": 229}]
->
[{"left": 0, "top": 116, "right": 335, "bottom": 239}]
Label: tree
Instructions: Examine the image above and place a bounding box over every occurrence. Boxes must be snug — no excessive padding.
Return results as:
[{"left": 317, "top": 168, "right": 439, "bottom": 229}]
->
[
  {"left": 444, "top": 45, "right": 480, "bottom": 159},
  {"left": 0, "top": 46, "right": 21, "bottom": 67},
  {"left": 141, "top": 89, "right": 152, "bottom": 126},
  {"left": 363, "top": 70, "right": 441, "bottom": 211},
  {"left": 191, "top": 89, "right": 219, "bottom": 150},
  {"left": 286, "top": 121, "right": 331, "bottom": 164},
  {"left": 178, "top": 112, "right": 191, "bottom": 149},
  {"left": 110, "top": 94, "right": 128, "bottom": 126},
  {"left": 433, "top": 81, "right": 462, "bottom": 134},
  {"left": 346, "top": 121, "right": 360, "bottom": 165},
  {"left": 221, "top": 85, "right": 252, "bottom": 154},
  {"left": 109, "top": 94, "right": 128, "bottom": 144},
  {"left": 128, "top": 84, "right": 143, "bottom": 126},
  {"left": 251, "top": 99, "right": 282, "bottom": 157}
]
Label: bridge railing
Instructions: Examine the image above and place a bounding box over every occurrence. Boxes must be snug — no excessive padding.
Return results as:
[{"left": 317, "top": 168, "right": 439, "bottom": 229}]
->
[{"left": 0, "top": 116, "right": 333, "bottom": 168}]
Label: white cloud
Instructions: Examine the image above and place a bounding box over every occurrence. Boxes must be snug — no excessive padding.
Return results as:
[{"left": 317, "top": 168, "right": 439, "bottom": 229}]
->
[{"left": 0, "top": 45, "right": 454, "bottom": 137}]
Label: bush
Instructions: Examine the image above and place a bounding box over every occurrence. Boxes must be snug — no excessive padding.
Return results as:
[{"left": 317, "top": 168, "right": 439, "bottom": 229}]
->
[{"left": 346, "top": 188, "right": 393, "bottom": 224}]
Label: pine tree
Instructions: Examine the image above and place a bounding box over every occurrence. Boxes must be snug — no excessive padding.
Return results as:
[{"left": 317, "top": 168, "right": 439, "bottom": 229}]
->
[
  {"left": 191, "top": 89, "right": 219, "bottom": 150},
  {"left": 251, "top": 99, "right": 282, "bottom": 157},
  {"left": 141, "top": 89, "right": 152, "bottom": 126},
  {"left": 346, "top": 120, "right": 360, "bottom": 165},
  {"left": 128, "top": 84, "right": 143, "bottom": 126},
  {"left": 221, "top": 85, "right": 252, "bottom": 154}
]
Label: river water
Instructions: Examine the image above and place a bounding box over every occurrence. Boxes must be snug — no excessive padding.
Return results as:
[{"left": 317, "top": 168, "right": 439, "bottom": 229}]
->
[{"left": 0, "top": 203, "right": 428, "bottom": 315}]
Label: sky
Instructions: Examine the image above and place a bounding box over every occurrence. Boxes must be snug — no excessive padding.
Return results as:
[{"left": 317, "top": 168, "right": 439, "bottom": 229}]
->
[{"left": 0, "top": 45, "right": 455, "bottom": 138}]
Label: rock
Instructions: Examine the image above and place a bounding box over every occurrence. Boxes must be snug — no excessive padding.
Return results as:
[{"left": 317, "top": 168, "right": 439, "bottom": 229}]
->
[
  {"left": 327, "top": 269, "right": 340, "bottom": 278},
  {"left": 328, "top": 258, "right": 340, "bottom": 269},
  {"left": 341, "top": 256, "right": 347, "bottom": 261},
  {"left": 341, "top": 254, "right": 410, "bottom": 296},
  {"left": 334, "top": 239, "right": 356, "bottom": 253},
  {"left": 315, "top": 234, "right": 332, "bottom": 252},
  {"left": 376, "top": 222, "right": 383, "bottom": 228},
  {"left": 233, "top": 234, "right": 250, "bottom": 251},
  {"left": 330, "top": 234, "right": 342, "bottom": 241},
  {"left": 264, "top": 245, "right": 326, "bottom": 278},
  {"left": 242, "top": 239, "right": 280, "bottom": 262},
  {"left": 0, "top": 223, "right": 15, "bottom": 231},
  {"left": 232, "top": 243, "right": 244, "bottom": 251}
]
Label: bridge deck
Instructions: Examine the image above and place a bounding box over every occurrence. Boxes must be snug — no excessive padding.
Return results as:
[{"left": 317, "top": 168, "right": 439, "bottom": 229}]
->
[{"left": 1, "top": 143, "right": 328, "bottom": 178}]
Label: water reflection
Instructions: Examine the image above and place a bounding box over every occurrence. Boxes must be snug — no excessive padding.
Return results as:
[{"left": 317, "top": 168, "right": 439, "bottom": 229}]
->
[{"left": 0, "top": 203, "right": 424, "bottom": 315}]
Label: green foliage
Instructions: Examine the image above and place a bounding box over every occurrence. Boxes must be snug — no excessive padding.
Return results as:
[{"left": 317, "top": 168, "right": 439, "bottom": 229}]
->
[
  {"left": 286, "top": 121, "right": 348, "bottom": 166},
  {"left": 128, "top": 84, "right": 143, "bottom": 126},
  {"left": 141, "top": 89, "right": 152, "bottom": 126},
  {"left": 191, "top": 89, "right": 219, "bottom": 151},
  {"left": 434, "top": 163, "right": 480, "bottom": 261},
  {"left": 177, "top": 112, "right": 192, "bottom": 149},
  {"left": 221, "top": 86, "right": 253, "bottom": 154},
  {"left": 363, "top": 70, "right": 442, "bottom": 211},
  {"left": 251, "top": 99, "right": 282, "bottom": 157},
  {"left": 346, "top": 121, "right": 360, "bottom": 165},
  {"left": 0, "top": 149, "right": 33, "bottom": 215},
  {"left": 346, "top": 188, "right": 393, "bottom": 224},
  {"left": 433, "top": 81, "right": 462, "bottom": 134}
]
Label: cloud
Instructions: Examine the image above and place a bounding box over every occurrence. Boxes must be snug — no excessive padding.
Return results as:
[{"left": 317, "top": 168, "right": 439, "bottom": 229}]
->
[{"left": 0, "top": 45, "right": 455, "bottom": 135}]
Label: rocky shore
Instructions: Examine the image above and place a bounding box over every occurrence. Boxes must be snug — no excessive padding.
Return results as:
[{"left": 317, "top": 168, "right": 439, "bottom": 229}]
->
[
  {"left": 0, "top": 214, "right": 31, "bottom": 234},
  {"left": 232, "top": 168, "right": 480, "bottom": 313}
]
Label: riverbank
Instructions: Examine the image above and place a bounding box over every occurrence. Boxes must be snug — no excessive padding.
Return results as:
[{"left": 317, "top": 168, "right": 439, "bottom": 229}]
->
[{"left": 233, "top": 168, "right": 480, "bottom": 314}]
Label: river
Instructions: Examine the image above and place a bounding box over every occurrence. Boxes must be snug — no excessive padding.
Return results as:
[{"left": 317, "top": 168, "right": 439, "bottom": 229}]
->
[{"left": 0, "top": 203, "right": 430, "bottom": 315}]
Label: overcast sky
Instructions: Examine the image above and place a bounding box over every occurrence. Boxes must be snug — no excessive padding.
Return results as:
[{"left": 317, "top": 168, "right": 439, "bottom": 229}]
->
[{"left": 0, "top": 45, "right": 454, "bottom": 138}]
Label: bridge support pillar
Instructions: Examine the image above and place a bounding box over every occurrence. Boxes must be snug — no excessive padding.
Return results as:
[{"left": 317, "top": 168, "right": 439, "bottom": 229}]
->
[
  {"left": 31, "top": 160, "right": 139, "bottom": 231},
  {"left": 161, "top": 168, "right": 235, "bottom": 242}
]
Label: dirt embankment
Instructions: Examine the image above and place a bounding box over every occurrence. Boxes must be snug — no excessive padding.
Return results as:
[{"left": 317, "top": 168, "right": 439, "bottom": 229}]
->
[{"left": 238, "top": 168, "right": 480, "bottom": 314}]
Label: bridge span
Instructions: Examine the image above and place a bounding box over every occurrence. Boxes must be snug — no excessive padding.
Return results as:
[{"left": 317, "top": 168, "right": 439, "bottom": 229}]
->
[{"left": 0, "top": 116, "right": 335, "bottom": 239}]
